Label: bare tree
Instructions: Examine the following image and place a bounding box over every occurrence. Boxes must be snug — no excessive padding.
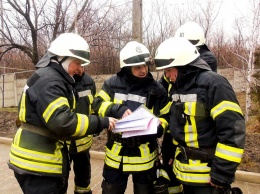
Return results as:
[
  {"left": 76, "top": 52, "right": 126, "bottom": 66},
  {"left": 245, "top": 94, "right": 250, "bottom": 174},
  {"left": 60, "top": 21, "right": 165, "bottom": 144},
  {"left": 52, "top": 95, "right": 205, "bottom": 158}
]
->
[
  {"left": 0, "top": 0, "right": 91, "bottom": 66},
  {"left": 222, "top": 0, "right": 260, "bottom": 120}
]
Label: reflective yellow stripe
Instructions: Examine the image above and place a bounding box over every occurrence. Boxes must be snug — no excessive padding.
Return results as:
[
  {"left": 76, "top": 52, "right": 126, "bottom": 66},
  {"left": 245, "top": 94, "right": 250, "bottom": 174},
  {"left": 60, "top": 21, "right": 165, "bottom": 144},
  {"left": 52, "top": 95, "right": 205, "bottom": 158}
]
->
[
  {"left": 13, "top": 128, "right": 23, "bottom": 145},
  {"left": 168, "top": 184, "right": 183, "bottom": 194},
  {"left": 11, "top": 143, "right": 62, "bottom": 163},
  {"left": 68, "top": 136, "right": 93, "bottom": 152},
  {"left": 75, "top": 185, "right": 91, "bottom": 193},
  {"left": 184, "top": 102, "right": 198, "bottom": 148},
  {"left": 105, "top": 155, "right": 121, "bottom": 169},
  {"left": 88, "top": 94, "right": 94, "bottom": 104},
  {"left": 98, "top": 101, "right": 113, "bottom": 117},
  {"left": 123, "top": 158, "right": 155, "bottom": 171},
  {"left": 173, "top": 165, "right": 210, "bottom": 183},
  {"left": 114, "top": 98, "right": 123, "bottom": 104},
  {"left": 159, "top": 169, "right": 170, "bottom": 181},
  {"left": 97, "top": 90, "right": 111, "bottom": 101},
  {"left": 210, "top": 101, "right": 243, "bottom": 120},
  {"left": 139, "top": 142, "right": 150, "bottom": 157},
  {"left": 159, "top": 118, "right": 168, "bottom": 129},
  {"left": 72, "top": 114, "right": 88, "bottom": 137},
  {"left": 160, "top": 101, "right": 171, "bottom": 115},
  {"left": 215, "top": 143, "right": 243, "bottom": 163},
  {"left": 19, "top": 92, "right": 27, "bottom": 122},
  {"left": 43, "top": 97, "right": 69, "bottom": 122},
  {"left": 105, "top": 142, "right": 123, "bottom": 168},
  {"left": 9, "top": 154, "right": 62, "bottom": 174},
  {"left": 10, "top": 142, "right": 63, "bottom": 174},
  {"left": 105, "top": 143, "right": 123, "bottom": 163}
]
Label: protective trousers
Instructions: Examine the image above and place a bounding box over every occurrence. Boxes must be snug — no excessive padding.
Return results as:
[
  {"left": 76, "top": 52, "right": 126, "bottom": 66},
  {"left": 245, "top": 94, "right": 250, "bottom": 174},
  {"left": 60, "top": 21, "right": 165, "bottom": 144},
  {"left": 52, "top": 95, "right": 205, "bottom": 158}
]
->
[
  {"left": 14, "top": 172, "right": 68, "bottom": 194},
  {"left": 101, "top": 167, "right": 155, "bottom": 194},
  {"left": 70, "top": 150, "right": 92, "bottom": 194}
]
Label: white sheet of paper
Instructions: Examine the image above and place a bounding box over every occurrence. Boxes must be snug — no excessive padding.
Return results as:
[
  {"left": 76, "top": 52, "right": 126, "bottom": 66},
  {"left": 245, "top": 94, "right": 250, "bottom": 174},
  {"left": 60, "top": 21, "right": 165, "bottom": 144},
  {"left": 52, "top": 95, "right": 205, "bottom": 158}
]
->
[
  {"left": 113, "top": 105, "right": 160, "bottom": 138},
  {"left": 122, "top": 117, "right": 160, "bottom": 138},
  {"left": 113, "top": 117, "right": 153, "bottom": 132}
]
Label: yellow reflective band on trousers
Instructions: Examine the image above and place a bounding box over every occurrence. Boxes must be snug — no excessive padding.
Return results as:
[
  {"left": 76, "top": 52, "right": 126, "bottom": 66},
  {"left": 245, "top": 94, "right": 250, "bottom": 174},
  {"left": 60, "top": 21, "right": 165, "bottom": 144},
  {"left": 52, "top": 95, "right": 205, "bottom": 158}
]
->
[
  {"left": 173, "top": 148, "right": 211, "bottom": 184},
  {"left": 105, "top": 142, "right": 157, "bottom": 172},
  {"left": 9, "top": 142, "right": 63, "bottom": 174},
  {"left": 19, "top": 92, "right": 27, "bottom": 122},
  {"left": 98, "top": 101, "right": 113, "bottom": 117},
  {"left": 43, "top": 97, "right": 69, "bottom": 123},
  {"left": 210, "top": 101, "right": 243, "bottom": 120},
  {"left": 72, "top": 114, "right": 89, "bottom": 137},
  {"left": 215, "top": 143, "right": 244, "bottom": 163},
  {"left": 75, "top": 184, "right": 91, "bottom": 193},
  {"left": 168, "top": 184, "right": 183, "bottom": 194},
  {"left": 184, "top": 102, "right": 199, "bottom": 148}
]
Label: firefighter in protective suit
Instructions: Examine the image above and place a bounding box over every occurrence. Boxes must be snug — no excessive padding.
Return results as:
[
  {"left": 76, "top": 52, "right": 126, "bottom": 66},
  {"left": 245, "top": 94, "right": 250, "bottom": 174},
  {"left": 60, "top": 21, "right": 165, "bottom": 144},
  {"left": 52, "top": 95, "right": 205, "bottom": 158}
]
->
[
  {"left": 67, "top": 65, "right": 96, "bottom": 194},
  {"left": 154, "top": 37, "right": 245, "bottom": 194},
  {"left": 8, "top": 33, "right": 117, "bottom": 194},
  {"left": 93, "top": 41, "right": 171, "bottom": 194},
  {"left": 174, "top": 21, "right": 217, "bottom": 72},
  {"left": 159, "top": 22, "right": 217, "bottom": 100}
]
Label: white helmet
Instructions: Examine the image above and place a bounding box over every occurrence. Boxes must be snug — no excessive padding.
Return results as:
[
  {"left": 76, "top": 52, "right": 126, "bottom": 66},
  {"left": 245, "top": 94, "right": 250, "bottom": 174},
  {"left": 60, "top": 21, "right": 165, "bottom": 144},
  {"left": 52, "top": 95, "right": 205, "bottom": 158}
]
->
[
  {"left": 154, "top": 37, "right": 199, "bottom": 70},
  {"left": 120, "top": 41, "right": 150, "bottom": 68},
  {"left": 175, "top": 21, "right": 205, "bottom": 46},
  {"left": 48, "top": 33, "right": 90, "bottom": 66}
]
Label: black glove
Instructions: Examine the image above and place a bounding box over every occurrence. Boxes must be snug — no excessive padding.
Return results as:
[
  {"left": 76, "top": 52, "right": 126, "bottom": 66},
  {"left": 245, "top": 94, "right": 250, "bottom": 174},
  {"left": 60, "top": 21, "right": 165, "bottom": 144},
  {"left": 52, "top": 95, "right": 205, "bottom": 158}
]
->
[{"left": 156, "top": 124, "right": 164, "bottom": 138}]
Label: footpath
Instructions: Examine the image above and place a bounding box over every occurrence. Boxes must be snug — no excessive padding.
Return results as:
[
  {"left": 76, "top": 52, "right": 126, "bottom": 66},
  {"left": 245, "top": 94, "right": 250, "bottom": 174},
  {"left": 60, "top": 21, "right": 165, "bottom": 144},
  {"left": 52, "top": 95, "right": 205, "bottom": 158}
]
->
[{"left": 1, "top": 137, "right": 259, "bottom": 194}]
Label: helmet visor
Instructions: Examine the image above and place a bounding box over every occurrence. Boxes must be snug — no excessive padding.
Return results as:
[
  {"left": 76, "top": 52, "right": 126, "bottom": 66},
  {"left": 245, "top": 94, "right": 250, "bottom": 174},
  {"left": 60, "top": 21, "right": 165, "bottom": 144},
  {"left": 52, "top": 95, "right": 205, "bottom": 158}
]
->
[
  {"left": 154, "top": 59, "right": 174, "bottom": 68},
  {"left": 189, "top": 39, "right": 200, "bottom": 45},
  {"left": 69, "top": 49, "right": 90, "bottom": 61},
  {"left": 123, "top": 53, "right": 150, "bottom": 64}
]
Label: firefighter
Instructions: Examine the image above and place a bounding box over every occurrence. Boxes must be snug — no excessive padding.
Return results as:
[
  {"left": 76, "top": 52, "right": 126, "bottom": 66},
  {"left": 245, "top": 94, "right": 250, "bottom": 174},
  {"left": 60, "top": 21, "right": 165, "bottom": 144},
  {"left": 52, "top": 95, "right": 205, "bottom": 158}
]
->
[
  {"left": 174, "top": 21, "right": 217, "bottom": 72},
  {"left": 8, "top": 33, "right": 117, "bottom": 194},
  {"left": 93, "top": 41, "right": 171, "bottom": 194},
  {"left": 154, "top": 37, "right": 245, "bottom": 194},
  {"left": 67, "top": 65, "right": 96, "bottom": 194}
]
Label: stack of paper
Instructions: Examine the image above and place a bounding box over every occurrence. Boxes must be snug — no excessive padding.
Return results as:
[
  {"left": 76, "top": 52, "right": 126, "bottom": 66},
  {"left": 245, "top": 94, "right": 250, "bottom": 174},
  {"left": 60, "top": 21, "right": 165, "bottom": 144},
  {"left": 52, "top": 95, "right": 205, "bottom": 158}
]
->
[{"left": 113, "top": 105, "right": 160, "bottom": 138}]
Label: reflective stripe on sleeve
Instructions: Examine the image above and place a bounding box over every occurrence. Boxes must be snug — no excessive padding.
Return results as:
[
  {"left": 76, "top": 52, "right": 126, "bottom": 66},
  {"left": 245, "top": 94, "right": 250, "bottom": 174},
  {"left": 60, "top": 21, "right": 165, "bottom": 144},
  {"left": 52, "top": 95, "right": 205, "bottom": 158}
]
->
[
  {"left": 215, "top": 143, "right": 244, "bottom": 163},
  {"left": 160, "top": 101, "right": 171, "bottom": 115},
  {"left": 72, "top": 113, "right": 88, "bottom": 137},
  {"left": 97, "top": 90, "right": 111, "bottom": 101},
  {"left": 98, "top": 101, "right": 113, "bottom": 117},
  {"left": 43, "top": 97, "right": 69, "bottom": 123},
  {"left": 210, "top": 101, "right": 243, "bottom": 120}
]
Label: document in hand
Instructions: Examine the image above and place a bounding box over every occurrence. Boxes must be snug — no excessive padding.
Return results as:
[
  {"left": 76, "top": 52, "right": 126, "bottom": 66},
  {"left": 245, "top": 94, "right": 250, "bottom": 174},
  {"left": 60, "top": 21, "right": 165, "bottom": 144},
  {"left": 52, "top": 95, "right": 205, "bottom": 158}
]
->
[{"left": 113, "top": 105, "right": 160, "bottom": 138}]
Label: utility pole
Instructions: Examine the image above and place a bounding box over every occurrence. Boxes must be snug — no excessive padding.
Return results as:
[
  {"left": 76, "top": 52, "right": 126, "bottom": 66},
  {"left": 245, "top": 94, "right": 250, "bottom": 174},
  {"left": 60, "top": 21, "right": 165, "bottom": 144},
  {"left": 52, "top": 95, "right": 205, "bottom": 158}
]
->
[{"left": 132, "top": 0, "right": 142, "bottom": 43}]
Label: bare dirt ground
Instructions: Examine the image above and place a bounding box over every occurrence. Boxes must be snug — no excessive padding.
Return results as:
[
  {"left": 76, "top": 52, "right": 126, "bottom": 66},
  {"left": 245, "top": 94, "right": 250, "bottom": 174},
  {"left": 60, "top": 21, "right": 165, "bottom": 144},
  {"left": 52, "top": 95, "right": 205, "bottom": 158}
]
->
[{"left": 0, "top": 108, "right": 259, "bottom": 173}]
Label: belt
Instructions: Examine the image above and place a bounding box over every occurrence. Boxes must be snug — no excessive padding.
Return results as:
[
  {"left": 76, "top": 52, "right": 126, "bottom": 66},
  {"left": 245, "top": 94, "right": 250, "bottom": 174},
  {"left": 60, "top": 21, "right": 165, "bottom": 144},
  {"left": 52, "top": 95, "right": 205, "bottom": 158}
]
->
[
  {"left": 179, "top": 145, "right": 215, "bottom": 161},
  {"left": 21, "top": 122, "right": 58, "bottom": 139},
  {"left": 108, "top": 132, "right": 152, "bottom": 147}
]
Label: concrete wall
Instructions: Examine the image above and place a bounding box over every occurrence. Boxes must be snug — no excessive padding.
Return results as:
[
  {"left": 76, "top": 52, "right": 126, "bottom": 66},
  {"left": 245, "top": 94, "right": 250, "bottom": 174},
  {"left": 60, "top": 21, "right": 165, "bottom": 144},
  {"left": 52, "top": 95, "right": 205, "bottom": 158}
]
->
[{"left": 0, "top": 68, "right": 246, "bottom": 107}]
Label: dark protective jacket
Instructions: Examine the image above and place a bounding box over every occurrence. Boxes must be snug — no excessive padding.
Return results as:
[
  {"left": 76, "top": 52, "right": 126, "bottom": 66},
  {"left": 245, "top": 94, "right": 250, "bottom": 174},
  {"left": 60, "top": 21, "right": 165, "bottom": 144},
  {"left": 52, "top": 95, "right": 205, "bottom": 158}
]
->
[
  {"left": 8, "top": 62, "right": 109, "bottom": 177},
  {"left": 93, "top": 71, "right": 171, "bottom": 173},
  {"left": 67, "top": 73, "right": 96, "bottom": 154},
  {"left": 198, "top": 44, "right": 218, "bottom": 72},
  {"left": 169, "top": 59, "right": 245, "bottom": 185}
]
